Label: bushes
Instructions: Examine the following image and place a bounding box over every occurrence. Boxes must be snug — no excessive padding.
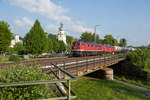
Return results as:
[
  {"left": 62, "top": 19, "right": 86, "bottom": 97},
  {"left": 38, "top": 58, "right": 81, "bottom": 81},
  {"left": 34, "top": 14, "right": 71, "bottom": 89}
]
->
[
  {"left": 127, "top": 49, "right": 148, "bottom": 69},
  {"left": 0, "top": 56, "right": 9, "bottom": 63},
  {"left": 0, "top": 64, "right": 54, "bottom": 100},
  {"left": 9, "top": 55, "right": 20, "bottom": 62}
]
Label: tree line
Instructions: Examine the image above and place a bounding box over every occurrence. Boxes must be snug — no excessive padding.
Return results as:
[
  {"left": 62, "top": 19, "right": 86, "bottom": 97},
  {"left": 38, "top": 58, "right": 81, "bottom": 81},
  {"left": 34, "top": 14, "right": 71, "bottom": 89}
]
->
[
  {"left": 80, "top": 32, "right": 127, "bottom": 46},
  {"left": 0, "top": 19, "right": 127, "bottom": 55},
  {"left": 0, "top": 20, "right": 69, "bottom": 55}
]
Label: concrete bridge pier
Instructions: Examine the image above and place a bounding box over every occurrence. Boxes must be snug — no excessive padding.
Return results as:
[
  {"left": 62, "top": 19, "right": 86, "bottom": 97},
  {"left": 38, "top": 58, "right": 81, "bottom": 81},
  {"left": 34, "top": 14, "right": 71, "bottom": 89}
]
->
[{"left": 98, "top": 67, "right": 114, "bottom": 80}]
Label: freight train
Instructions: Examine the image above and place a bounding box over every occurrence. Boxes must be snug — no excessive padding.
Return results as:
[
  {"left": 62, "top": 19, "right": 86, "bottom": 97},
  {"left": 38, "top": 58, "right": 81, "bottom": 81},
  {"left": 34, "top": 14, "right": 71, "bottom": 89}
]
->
[{"left": 71, "top": 41, "right": 135, "bottom": 56}]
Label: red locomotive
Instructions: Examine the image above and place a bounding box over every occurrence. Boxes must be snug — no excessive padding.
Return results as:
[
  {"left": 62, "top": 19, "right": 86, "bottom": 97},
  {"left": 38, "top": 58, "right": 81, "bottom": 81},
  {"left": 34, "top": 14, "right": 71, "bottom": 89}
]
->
[{"left": 71, "top": 41, "right": 116, "bottom": 56}]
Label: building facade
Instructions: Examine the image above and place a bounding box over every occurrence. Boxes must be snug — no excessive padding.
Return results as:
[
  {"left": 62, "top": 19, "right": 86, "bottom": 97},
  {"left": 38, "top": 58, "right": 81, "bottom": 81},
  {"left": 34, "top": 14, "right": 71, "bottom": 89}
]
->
[
  {"left": 10, "top": 34, "right": 21, "bottom": 48},
  {"left": 58, "top": 23, "right": 67, "bottom": 45}
]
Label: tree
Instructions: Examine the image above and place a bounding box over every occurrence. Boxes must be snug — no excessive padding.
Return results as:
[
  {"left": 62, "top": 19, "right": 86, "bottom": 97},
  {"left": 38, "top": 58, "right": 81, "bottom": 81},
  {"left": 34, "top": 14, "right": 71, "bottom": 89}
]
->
[
  {"left": 147, "top": 44, "right": 150, "bottom": 49},
  {"left": 47, "top": 40, "right": 53, "bottom": 52},
  {"left": 58, "top": 40, "right": 66, "bottom": 53},
  {"left": 52, "top": 42, "right": 59, "bottom": 53},
  {"left": 23, "top": 19, "right": 49, "bottom": 54},
  {"left": 48, "top": 33, "right": 57, "bottom": 42},
  {"left": 0, "top": 21, "right": 12, "bottom": 53},
  {"left": 14, "top": 42, "right": 24, "bottom": 55},
  {"left": 119, "top": 38, "right": 127, "bottom": 47},
  {"left": 103, "top": 35, "right": 118, "bottom": 46},
  {"left": 80, "top": 32, "right": 101, "bottom": 43},
  {"left": 127, "top": 49, "right": 148, "bottom": 68},
  {"left": 80, "top": 32, "right": 93, "bottom": 42},
  {"left": 67, "top": 43, "right": 71, "bottom": 53},
  {"left": 66, "top": 35, "right": 73, "bottom": 45}
]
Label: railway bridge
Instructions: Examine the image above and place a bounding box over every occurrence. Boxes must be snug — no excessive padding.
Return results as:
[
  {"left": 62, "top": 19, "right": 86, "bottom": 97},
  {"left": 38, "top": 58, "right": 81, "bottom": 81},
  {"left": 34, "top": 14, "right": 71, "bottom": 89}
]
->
[
  {"left": 46, "top": 54, "right": 126, "bottom": 79},
  {"left": 0, "top": 53, "right": 126, "bottom": 100}
]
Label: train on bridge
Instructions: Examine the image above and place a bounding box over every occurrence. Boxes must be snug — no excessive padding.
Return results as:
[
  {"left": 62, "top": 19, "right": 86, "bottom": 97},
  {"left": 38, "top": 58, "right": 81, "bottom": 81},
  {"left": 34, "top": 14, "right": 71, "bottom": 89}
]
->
[{"left": 71, "top": 41, "right": 136, "bottom": 56}]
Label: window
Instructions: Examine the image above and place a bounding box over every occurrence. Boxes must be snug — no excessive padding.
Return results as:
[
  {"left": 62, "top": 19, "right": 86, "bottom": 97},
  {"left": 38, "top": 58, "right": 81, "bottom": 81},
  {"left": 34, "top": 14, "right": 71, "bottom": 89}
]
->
[{"left": 76, "top": 43, "right": 80, "bottom": 46}]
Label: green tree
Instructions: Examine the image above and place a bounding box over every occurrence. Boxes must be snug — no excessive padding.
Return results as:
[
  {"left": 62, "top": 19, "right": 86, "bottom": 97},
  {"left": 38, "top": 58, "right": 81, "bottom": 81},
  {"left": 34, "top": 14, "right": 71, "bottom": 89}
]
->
[
  {"left": 147, "top": 44, "right": 150, "bottom": 49},
  {"left": 58, "top": 40, "right": 66, "bottom": 53},
  {"left": 67, "top": 43, "right": 71, "bottom": 53},
  {"left": 80, "top": 32, "right": 93, "bottom": 42},
  {"left": 23, "top": 19, "right": 49, "bottom": 54},
  {"left": 47, "top": 40, "right": 53, "bottom": 52},
  {"left": 66, "top": 35, "right": 73, "bottom": 45},
  {"left": 119, "top": 38, "right": 127, "bottom": 47},
  {"left": 80, "top": 32, "right": 101, "bottom": 43},
  {"left": 0, "top": 21, "right": 12, "bottom": 53},
  {"left": 48, "top": 33, "right": 57, "bottom": 42},
  {"left": 127, "top": 49, "right": 148, "bottom": 68},
  {"left": 52, "top": 41, "right": 59, "bottom": 53},
  {"left": 103, "top": 35, "right": 118, "bottom": 46},
  {"left": 14, "top": 42, "right": 24, "bottom": 55}
]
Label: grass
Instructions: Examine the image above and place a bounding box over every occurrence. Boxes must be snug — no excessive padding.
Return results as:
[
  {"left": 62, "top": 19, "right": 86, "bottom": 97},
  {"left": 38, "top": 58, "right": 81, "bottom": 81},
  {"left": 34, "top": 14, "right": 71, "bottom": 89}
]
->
[{"left": 71, "top": 77, "right": 150, "bottom": 100}]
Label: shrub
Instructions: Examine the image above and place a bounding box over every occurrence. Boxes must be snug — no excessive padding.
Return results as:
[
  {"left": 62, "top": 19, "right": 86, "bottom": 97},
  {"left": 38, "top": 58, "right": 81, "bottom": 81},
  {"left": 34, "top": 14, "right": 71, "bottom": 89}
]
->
[
  {"left": 0, "top": 56, "right": 9, "bottom": 62},
  {"left": 9, "top": 55, "right": 20, "bottom": 62},
  {"left": 0, "top": 64, "right": 54, "bottom": 100},
  {"left": 14, "top": 42, "right": 24, "bottom": 55},
  {"left": 127, "top": 49, "right": 148, "bottom": 68}
]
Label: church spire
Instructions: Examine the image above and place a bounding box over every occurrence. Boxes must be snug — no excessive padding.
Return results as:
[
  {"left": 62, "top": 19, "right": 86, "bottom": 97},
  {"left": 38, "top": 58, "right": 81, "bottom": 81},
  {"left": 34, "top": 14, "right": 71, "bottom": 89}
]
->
[
  {"left": 59, "top": 22, "right": 64, "bottom": 31},
  {"left": 58, "top": 22, "right": 67, "bottom": 45}
]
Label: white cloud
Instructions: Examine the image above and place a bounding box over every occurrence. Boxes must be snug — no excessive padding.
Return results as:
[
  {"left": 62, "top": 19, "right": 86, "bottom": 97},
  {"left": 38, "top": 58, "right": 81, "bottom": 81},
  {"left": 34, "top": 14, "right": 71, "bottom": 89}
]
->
[
  {"left": 7, "top": 0, "right": 92, "bottom": 37},
  {"left": 69, "top": 22, "right": 93, "bottom": 33},
  {"left": 45, "top": 24, "right": 58, "bottom": 34},
  {"left": 12, "top": 17, "right": 34, "bottom": 36},
  {"left": 23, "top": 17, "right": 33, "bottom": 25},
  {"left": 8, "top": 0, "right": 70, "bottom": 22}
]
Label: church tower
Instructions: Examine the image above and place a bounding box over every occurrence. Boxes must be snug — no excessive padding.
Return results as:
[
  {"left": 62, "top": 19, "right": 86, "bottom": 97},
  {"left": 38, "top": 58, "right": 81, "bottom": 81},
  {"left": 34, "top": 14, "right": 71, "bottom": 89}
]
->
[{"left": 58, "top": 23, "right": 67, "bottom": 45}]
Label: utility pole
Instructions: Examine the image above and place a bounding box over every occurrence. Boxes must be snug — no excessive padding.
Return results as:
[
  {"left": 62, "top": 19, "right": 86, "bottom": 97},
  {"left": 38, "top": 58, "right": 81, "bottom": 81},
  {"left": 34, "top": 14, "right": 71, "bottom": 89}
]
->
[{"left": 94, "top": 25, "right": 100, "bottom": 43}]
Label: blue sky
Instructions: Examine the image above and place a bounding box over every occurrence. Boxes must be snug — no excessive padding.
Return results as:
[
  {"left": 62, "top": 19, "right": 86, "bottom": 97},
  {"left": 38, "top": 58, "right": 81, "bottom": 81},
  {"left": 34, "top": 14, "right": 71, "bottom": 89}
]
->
[{"left": 0, "top": 0, "right": 150, "bottom": 46}]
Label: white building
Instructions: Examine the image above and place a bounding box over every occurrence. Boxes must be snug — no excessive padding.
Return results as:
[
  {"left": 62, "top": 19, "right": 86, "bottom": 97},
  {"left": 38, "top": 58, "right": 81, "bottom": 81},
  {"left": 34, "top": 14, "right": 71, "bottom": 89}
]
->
[
  {"left": 10, "top": 34, "right": 21, "bottom": 48},
  {"left": 58, "top": 23, "right": 67, "bottom": 45}
]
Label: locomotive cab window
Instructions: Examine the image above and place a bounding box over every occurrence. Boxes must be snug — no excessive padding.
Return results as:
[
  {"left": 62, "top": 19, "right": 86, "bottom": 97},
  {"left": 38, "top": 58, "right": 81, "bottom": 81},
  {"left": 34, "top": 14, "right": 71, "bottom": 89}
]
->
[{"left": 76, "top": 42, "right": 82, "bottom": 46}]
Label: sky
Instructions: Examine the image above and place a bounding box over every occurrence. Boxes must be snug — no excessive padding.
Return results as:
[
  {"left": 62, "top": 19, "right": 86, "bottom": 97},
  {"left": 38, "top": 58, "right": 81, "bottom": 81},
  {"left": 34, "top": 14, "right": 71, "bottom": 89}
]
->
[{"left": 0, "top": 0, "right": 150, "bottom": 46}]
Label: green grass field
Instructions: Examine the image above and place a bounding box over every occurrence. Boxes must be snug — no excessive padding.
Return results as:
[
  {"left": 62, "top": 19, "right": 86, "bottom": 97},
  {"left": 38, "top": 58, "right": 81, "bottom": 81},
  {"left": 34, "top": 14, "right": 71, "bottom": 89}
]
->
[{"left": 71, "top": 77, "right": 150, "bottom": 100}]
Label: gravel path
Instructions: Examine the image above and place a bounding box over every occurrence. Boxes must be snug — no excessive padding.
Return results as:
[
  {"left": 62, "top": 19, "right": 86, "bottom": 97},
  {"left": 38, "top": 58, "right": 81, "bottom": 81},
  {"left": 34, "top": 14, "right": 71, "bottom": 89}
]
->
[{"left": 114, "top": 79, "right": 150, "bottom": 96}]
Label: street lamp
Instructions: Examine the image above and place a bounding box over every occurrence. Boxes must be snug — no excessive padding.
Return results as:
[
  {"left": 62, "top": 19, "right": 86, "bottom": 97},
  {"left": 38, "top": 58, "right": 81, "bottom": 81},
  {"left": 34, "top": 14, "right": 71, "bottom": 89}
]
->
[{"left": 94, "top": 25, "right": 101, "bottom": 43}]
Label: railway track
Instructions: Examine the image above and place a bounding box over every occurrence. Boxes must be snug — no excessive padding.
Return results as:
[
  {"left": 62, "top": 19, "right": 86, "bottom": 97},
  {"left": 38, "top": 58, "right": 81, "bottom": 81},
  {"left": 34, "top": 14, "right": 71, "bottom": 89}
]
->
[{"left": 0, "top": 54, "right": 126, "bottom": 68}]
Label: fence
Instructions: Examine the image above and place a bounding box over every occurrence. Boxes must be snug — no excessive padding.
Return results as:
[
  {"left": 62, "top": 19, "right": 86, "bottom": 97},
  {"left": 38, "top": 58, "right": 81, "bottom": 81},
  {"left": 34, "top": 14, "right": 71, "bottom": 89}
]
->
[{"left": 0, "top": 64, "right": 77, "bottom": 100}]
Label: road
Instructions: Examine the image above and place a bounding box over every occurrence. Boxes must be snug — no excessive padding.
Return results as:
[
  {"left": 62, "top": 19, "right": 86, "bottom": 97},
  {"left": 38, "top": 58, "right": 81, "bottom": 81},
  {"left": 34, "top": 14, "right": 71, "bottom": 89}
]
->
[{"left": 114, "top": 79, "right": 150, "bottom": 96}]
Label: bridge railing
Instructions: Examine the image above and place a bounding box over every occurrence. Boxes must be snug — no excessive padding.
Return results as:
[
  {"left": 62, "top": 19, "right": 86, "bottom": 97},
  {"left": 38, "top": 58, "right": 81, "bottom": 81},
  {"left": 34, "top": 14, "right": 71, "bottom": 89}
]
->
[{"left": 53, "top": 54, "right": 126, "bottom": 77}]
